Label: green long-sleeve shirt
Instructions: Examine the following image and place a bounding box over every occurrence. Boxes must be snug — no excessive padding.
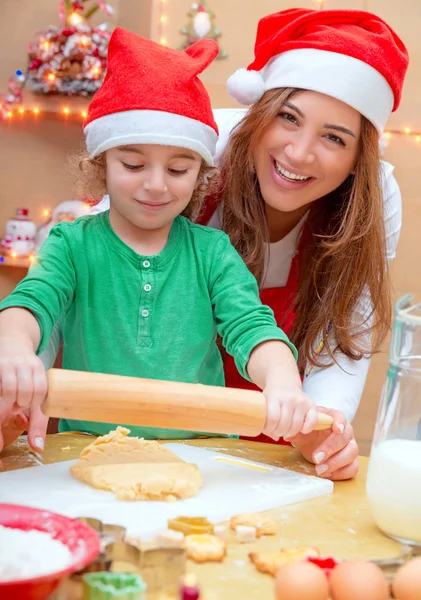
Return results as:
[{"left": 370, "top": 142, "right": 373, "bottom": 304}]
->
[{"left": 0, "top": 211, "right": 296, "bottom": 438}]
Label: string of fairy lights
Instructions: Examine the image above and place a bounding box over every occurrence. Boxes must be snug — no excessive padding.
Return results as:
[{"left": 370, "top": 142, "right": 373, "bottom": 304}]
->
[
  {"left": 158, "top": 0, "right": 168, "bottom": 46},
  {"left": 1, "top": 0, "right": 420, "bottom": 147}
]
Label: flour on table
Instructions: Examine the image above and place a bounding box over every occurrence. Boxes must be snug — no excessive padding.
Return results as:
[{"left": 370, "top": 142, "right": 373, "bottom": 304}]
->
[{"left": 0, "top": 525, "right": 72, "bottom": 581}]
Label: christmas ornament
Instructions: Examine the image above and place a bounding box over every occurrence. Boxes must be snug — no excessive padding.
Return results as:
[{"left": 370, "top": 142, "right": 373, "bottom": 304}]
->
[
  {"left": 26, "top": 1, "right": 113, "bottom": 96},
  {"left": 179, "top": 2, "right": 226, "bottom": 59},
  {"left": 1, "top": 209, "right": 37, "bottom": 258},
  {"left": 35, "top": 200, "right": 92, "bottom": 251},
  {"left": 0, "top": 1, "right": 113, "bottom": 117}
]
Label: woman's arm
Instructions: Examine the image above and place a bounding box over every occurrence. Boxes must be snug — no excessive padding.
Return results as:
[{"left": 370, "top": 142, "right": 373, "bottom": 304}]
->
[{"left": 291, "top": 161, "right": 401, "bottom": 480}]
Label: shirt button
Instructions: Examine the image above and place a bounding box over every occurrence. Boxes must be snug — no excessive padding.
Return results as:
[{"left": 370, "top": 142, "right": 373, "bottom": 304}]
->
[
  {"left": 143, "top": 260, "right": 150, "bottom": 268},
  {"left": 141, "top": 309, "right": 149, "bottom": 318},
  {"left": 144, "top": 284, "right": 152, "bottom": 292}
]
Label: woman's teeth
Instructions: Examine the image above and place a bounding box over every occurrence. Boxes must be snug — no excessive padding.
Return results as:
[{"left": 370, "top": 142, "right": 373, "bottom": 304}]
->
[{"left": 275, "top": 161, "right": 310, "bottom": 182}]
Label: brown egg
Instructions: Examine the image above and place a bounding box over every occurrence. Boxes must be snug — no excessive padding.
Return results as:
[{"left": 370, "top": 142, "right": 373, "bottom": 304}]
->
[
  {"left": 392, "top": 557, "right": 421, "bottom": 600},
  {"left": 274, "top": 561, "right": 329, "bottom": 600},
  {"left": 329, "top": 560, "right": 389, "bottom": 600}
]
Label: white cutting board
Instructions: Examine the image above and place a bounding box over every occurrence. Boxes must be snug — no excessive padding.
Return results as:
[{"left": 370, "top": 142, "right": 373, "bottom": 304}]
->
[{"left": 0, "top": 444, "right": 333, "bottom": 540}]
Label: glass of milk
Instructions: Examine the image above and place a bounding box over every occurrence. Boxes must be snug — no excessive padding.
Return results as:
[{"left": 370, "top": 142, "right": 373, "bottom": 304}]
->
[{"left": 366, "top": 295, "right": 421, "bottom": 546}]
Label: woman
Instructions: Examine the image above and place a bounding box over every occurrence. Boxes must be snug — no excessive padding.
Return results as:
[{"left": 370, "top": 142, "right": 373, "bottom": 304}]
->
[
  {"left": 195, "top": 8, "right": 408, "bottom": 479},
  {"left": 1, "top": 9, "right": 408, "bottom": 482}
]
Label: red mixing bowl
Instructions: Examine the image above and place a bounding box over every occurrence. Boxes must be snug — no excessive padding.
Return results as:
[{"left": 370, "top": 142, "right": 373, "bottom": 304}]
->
[{"left": 0, "top": 503, "right": 100, "bottom": 600}]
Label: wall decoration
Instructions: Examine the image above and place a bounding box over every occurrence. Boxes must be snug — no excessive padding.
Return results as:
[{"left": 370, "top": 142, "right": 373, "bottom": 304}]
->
[
  {"left": 0, "top": 1, "right": 114, "bottom": 119},
  {"left": 179, "top": 2, "right": 227, "bottom": 59}
]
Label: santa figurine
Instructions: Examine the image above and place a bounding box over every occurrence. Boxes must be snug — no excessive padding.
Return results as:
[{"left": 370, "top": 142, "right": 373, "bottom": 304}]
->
[
  {"left": 193, "top": 4, "right": 211, "bottom": 39},
  {"left": 1, "top": 208, "right": 37, "bottom": 257},
  {"left": 35, "top": 199, "right": 92, "bottom": 251}
]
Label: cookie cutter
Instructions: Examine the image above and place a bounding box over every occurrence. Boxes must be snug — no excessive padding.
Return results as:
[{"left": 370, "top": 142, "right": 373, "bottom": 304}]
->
[
  {"left": 105, "top": 541, "right": 187, "bottom": 594},
  {"left": 168, "top": 516, "right": 214, "bottom": 536},
  {"left": 82, "top": 572, "right": 146, "bottom": 599},
  {"left": 74, "top": 517, "right": 127, "bottom": 573},
  {"left": 71, "top": 517, "right": 187, "bottom": 593}
]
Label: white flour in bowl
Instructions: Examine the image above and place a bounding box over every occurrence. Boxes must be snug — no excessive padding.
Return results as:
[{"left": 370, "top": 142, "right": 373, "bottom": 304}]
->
[{"left": 0, "top": 525, "right": 73, "bottom": 582}]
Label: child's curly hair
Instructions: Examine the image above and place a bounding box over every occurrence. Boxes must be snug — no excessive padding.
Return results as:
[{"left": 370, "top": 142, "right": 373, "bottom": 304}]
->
[{"left": 70, "top": 148, "right": 216, "bottom": 221}]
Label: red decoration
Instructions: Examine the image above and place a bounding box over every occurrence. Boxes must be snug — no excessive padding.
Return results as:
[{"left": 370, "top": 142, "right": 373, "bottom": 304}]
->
[{"left": 307, "top": 556, "right": 339, "bottom": 577}]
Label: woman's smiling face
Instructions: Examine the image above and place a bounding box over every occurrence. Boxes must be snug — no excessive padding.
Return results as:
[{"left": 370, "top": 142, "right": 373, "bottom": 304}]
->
[{"left": 253, "top": 90, "right": 361, "bottom": 214}]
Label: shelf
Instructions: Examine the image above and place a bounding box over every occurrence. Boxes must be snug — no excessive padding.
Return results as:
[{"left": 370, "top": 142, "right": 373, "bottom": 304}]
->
[
  {"left": 22, "top": 90, "right": 90, "bottom": 113},
  {"left": 3, "top": 90, "right": 91, "bottom": 119},
  {"left": 0, "top": 255, "right": 32, "bottom": 269}
]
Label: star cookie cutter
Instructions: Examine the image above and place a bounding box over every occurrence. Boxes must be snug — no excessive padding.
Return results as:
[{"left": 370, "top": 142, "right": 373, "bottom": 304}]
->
[
  {"left": 168, "top": 516, "right": 214, "bottom": 536},
  {"left": 82, "top": 572, "right": 147, "bottom": 599}
]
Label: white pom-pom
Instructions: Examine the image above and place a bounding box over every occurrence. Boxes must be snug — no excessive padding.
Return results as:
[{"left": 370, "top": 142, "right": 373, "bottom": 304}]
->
[{"left": 226, "top": 68, "right": 265, "bottom": 106}]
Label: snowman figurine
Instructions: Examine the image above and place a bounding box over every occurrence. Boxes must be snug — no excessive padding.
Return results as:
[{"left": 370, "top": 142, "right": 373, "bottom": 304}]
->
[{"left": 1, "top": 208, "right": 37, "bottom": 257}]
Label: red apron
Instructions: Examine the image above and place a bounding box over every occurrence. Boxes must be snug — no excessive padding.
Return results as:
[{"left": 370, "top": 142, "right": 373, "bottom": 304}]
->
[
  {"left": 197, "top": 197, "right": 301, "bottom": 445},
  {"left": 222, "top": 254, "right": 300, "bottom": 445}
]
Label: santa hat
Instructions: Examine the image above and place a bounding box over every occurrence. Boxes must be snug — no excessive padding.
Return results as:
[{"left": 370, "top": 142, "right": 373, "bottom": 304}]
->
[
  {"left": 227, "top": 9, "right": 409, "bottom": 134},
  {"left": 84, "top": 28, "right": 219, "bottom": 165}
]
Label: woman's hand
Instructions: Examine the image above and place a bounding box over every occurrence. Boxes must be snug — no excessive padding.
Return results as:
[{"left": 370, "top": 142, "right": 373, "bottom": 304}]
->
[
  {"left": 0, "top": 399, "right": 48, "bottom": 453},
  {"left": 286, "top": 408, "right": 359, "bottom": 480},
  {"left": 0, "top": 403, "right": 28, "bottom": 452}
]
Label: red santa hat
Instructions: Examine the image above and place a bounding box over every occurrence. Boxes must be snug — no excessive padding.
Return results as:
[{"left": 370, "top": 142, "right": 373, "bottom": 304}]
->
[
  {"left": 227, "top": 9, "right": 409, "bottom": 134},
  {"left": 84, "top": 28, "right": 219, "bottom": 165}
]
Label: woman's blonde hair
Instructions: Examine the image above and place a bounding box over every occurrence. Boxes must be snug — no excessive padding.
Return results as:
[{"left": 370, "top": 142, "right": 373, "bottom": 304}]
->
[
  {"left": 70, "top": 149, "right": 214, "bottom": 220},
  {"left": 213, "top": 88, "right": 391, "bottom": 372}
]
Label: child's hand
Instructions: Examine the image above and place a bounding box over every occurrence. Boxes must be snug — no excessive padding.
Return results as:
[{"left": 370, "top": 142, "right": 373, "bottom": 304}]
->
[
  {"left": 262, "top": 384, "right": 318, "bottom": 441},
  {"left": 0, "top": 339, "right": 48, "bottom": 411}
]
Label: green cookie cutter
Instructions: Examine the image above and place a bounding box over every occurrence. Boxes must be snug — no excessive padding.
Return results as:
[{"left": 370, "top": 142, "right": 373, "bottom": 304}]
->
[{"left": 82, "top": 572, "right": 147, "bottom": 600}]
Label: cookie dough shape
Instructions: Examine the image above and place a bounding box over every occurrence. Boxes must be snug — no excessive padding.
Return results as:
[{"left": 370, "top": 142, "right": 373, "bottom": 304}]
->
[
  {"left": 70, "top": 427, "right": 203, "bottom": 501},
  {"left": 185, "top": 534, "right": 226, "bottom": 563},
  {"left": 249, "top": 545, "right": 320, "bottom": 576},
  {"left": 230, "top": 512, "right": 276, "bottom": 537}
]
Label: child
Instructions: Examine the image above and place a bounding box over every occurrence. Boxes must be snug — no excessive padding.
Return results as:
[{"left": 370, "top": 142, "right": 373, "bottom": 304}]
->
[{"left": 0, "top": 28, "right": 317, "bottom": 451}]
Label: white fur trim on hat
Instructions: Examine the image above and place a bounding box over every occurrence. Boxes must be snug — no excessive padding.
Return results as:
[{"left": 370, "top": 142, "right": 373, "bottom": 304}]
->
[
  {"left": 227, "top": 68, "right": 265, "bottom": 105},
  {"left": 227, "top": 48, "right": 394, "bottom": 133},
  {"left": 85, "top": 110, "right": 217, "bottom": 165}
]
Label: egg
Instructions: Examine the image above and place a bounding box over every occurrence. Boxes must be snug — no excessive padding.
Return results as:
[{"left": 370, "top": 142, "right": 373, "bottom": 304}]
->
[
  {"left": 274, "top": 561, "right": 329, "bottom": 600},
  {"left": 392, "top": 557, "right": 421, "bottom": 600},
  {"left": 329, "top": 560, "right": 389, "bottom": 600}
]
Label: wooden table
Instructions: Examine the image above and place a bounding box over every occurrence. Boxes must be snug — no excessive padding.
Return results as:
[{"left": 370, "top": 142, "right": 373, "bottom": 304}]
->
[{"left": 1, "top": 434, "right": 403, "bottom": 599}]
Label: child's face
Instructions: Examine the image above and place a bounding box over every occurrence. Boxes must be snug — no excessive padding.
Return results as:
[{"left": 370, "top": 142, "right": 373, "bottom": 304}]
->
[{"left": 105, "top": 144, "right": 202, "bottom": 232}]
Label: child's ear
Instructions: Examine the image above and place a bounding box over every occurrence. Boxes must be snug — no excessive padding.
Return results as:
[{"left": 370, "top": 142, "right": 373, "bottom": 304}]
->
[{"left": 184, "top": 39, "right": 219, "bottom": 75}]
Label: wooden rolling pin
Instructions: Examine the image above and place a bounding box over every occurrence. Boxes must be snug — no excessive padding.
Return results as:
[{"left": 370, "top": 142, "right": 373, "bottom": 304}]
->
[{"left": 43, "top": 369, "right": 334, "bottom": 437}]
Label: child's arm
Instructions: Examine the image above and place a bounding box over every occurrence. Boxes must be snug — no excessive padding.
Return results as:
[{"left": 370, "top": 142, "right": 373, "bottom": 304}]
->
[
  {"left": 0, "top": 308, "right": 46, "bottom": 405},
  {"left": 209, "top": 233, "right": 317, "bottom": 440},
  {"left": 0, "top": 225, "right": 77, "bottom": 451}
]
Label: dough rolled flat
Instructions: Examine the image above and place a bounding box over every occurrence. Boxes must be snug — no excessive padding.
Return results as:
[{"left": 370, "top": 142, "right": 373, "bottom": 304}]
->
[
  {"left": 70, "top": 427, "right": 202, "bottom": 501},
  {"left": 71, "top": 462, "right": 203, "bottom": 501},
  {"left": 75, "top": 426, "right": 185, "bottom": 467}
]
